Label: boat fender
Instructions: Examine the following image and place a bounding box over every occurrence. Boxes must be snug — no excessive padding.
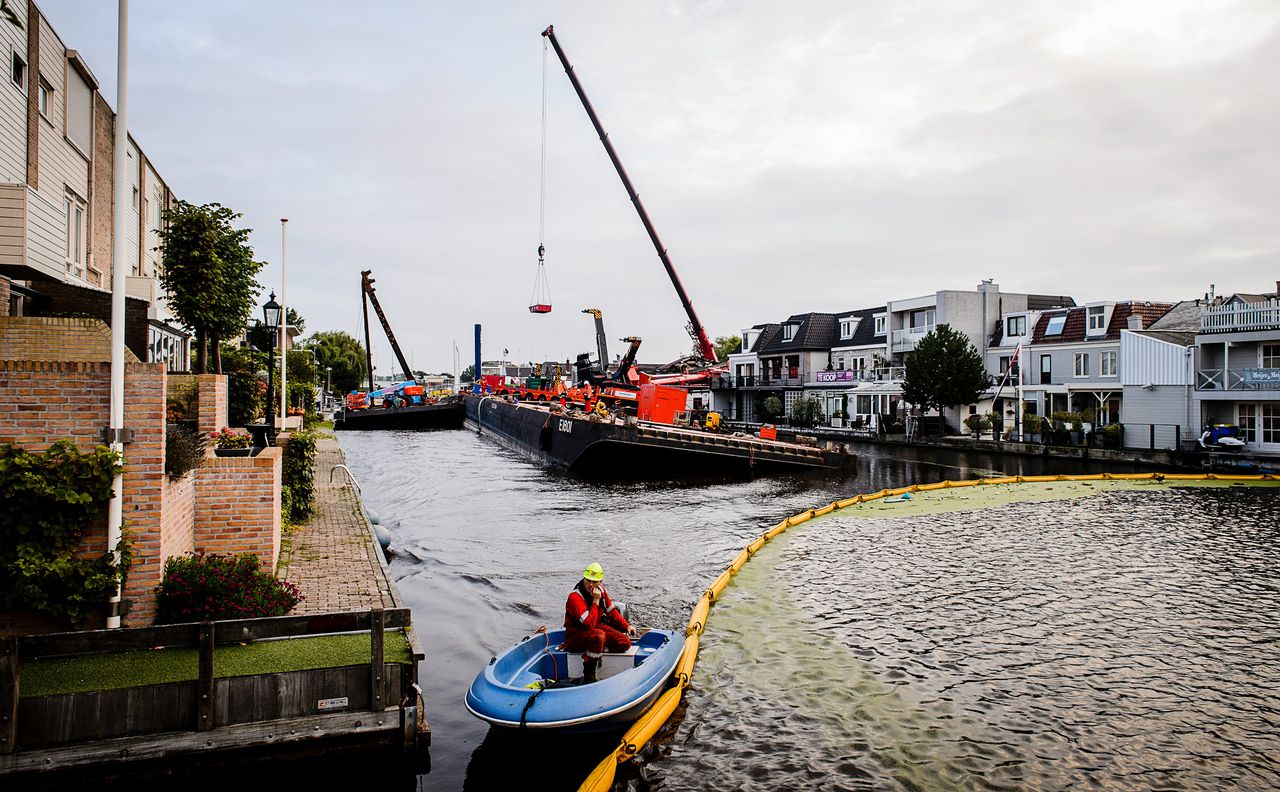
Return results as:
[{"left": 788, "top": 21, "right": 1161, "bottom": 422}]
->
[
  {"left": 373, "top": 524, "right": 392, "bottom": 549},
  {"left": 366, "top": 508, "right": 380, "bottom": 525}
]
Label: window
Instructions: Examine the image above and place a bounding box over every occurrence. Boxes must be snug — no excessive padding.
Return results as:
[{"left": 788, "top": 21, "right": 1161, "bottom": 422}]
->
[
  {"left": 1263, "top": 344, "right": 1280, "bottom": 369},
  {"left": 1074, "top": 353, "right": 1089, "bottom": 377},
  {"left": 910, "top": 308, "right": 935, "bottom": 329},
  {"left": 132, "top": 186, "right": 139, "bottom": 210},
  {"left": 999, "top": 356, "right": 1020, "bottom": 380},
  {"left": 1040, "top": 354, "right": 1052, "bottom": 384},
  {"left": 874, "top": 316, "right": 886, "bottom": 335},
  {"left": 1264, "top": 405, "right": 1279, "bottom": 445},
  {"left": 840, "top": 321, "right": 852, "bottom": 339},
  {"left": 37, "top": 78, "right": 51, "bottom": 117},
  {"left": 1101, "top": 351, "right": 1117, "bottom": 377},
  {"left": 1239, "top": 404, "right": 1256, "bottom": 444},
  {"left": 783, "top": 324, "right": 796, "bottom": 341},
  {"left": 11, "top": 52, "right": 25, "bottom": 90},
  {"left": 64, "top": 194, "right": 86, "bottom": 280},
  {"left": 1006, "top": 315, "right": 1026, "bottom": 337},
  {"left": 1087, "top": 306, "right": 1106, "bottom": 333},
  {"left": 1045, "top": 315, "right": 1067, "bottom": 336}
]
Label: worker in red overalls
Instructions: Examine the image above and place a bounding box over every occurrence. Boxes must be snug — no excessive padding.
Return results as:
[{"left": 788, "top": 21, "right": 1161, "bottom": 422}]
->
[{"left": 564, "top": 562, "right": 635, "bottom": 683}]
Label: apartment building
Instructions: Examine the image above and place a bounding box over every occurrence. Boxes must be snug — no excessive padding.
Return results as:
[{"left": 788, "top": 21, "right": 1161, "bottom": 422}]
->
[{"left": 0, "top": 1, "right": 185, "bottom": 369}]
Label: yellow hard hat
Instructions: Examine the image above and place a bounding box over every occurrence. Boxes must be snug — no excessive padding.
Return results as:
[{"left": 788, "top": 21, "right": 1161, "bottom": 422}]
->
[{"left": 583, "top": 562, "right": 604, "bottom": 582}]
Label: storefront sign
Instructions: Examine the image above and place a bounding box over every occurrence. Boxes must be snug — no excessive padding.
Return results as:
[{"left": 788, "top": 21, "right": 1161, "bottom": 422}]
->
[
  {"left": 1243, "top": 368, "right": 1280, "bottom": 385},
  {"left": 815, "top": 370, "right": 854, "bottom": 383}
]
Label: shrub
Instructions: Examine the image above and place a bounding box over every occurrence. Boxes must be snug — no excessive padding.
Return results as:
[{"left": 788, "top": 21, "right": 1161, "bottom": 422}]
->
[
  {"left": 282, "top": 430, "right": 316, "bottom": 522},
  {"left": 166, "top": 424, "right": 206, "bottom": 480},
  {"left": 760, "top": 395, "right": 783, "bottom": 420},
  {"left": 156, "top": 552, "right": 302, "bottom": 623},
  {"left": 1022, "top": 413, "right": 1043, "bottom": 434},
  {"left": 789, "top": 396, "right": 821, "bottom": 427},
  {"left": 210, "top": 427, "right": 251, "bottom": 449},
  {"left": 0, "top": 441, "right": 130, "bottom": 624}
]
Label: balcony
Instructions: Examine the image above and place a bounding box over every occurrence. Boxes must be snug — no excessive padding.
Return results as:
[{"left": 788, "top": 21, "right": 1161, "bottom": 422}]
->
[
  {"left": 1196, "top": 368, "right": 1280, "bottom": 391},
  {"left": 1200, "top": 300, "right": 1280, "bottom": 333},
  {"left": 891, "top": 324, "right": 935, "bottom": 353}
]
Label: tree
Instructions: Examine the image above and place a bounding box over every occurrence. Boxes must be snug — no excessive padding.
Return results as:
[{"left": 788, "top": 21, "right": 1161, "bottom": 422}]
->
[
  {"left": 305, "top": 331, "right": 367, "bottom": 394},
  {"left": 759, "top": 395, "right": 783, "bottom": 420},
  {"left": 460, "top": 364, "right": 475, "bottom": 383},
  {"left": 157, "top": 201, "right": 265, "bottom": 374},
  {"left": 901, "top": 324, "right": 990, "bottom": 425},
  {"left": 790, "top": 396, "right": 821, "bottom": 427},
  {"left": 713, "top": 334, "right": 742, "bottom": 361},
  {"left": 286, "top": 349, "right": 316, "bottom": 385},
  {"left": 286, "top": 307, "right": 305, "bottom": 334}
]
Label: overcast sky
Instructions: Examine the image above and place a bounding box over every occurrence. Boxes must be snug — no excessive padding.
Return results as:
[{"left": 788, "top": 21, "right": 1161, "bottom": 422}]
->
[{"left": 41, "top": 1, "right": 1280, "bottom": 372}]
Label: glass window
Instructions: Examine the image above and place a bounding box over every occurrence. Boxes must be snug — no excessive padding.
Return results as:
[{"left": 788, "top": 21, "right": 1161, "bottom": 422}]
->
[
  {"left": 783, "top": 324, "right": 795, "bottom": 341},
  {"left": 1087, "top": 306, "right": 1106, "bottom": 332},
  {"left": 840, "top": 321, "right": 852, "bottom": 339},
  {"left": 874, "top": 316, "right": 886, "bottom": 335},
  {"left": 1074, "top": 353, "right": 1089, "bottom": 377},
  {"left": 1262, "top": 344, "right": 1280, "bottom": 369},
  {"left": 64, "top": 194, "right": 85, "bottom": 280},
  {"left": 1040, "top": 354, "right": 1052, "bottom": 384},
  {"left": 11, "top": 52, "right": 25, "bottom": 89},
  {"left": 1264, "top": 405, "right": 1279, "bottom": 445},
  {"left": 1101, "top": 351, "right": 1117, "bottom": 377},
  {"left": 1045, "top": 315, "right": 1067, "bottom": 336},
  {"left": 1239, "top": 404, "right": 1256, "bottom": 443},
  {"left": 1006, "top": 315, "right": 1026, "bottom": 337},
  {"left": 37, "top": 80, "right": 50, "bottom": 117}
]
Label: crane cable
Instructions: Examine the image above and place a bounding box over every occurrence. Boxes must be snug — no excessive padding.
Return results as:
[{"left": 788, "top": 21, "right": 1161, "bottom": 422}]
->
[{"left": 529, "top": 37, "right": 552, "bottom": 312}]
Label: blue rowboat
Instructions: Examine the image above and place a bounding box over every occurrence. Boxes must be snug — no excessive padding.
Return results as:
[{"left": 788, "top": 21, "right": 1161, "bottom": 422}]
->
[{"left": 465, "top": 628, "right": 682, "bottom": 732}]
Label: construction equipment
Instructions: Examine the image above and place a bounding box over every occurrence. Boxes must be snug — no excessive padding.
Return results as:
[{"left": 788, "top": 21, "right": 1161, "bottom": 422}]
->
[
  {"left": 542, "top": 25, "right": 718, "bottom": 365},
  {"left": 361, "top": 270, "right": 414, "bottom": 388},
  {"left": 582, "top": 308, "right": 609, "bottom": 372}
]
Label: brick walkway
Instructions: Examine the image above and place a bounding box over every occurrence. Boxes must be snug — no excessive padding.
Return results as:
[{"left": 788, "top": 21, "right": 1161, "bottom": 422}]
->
[{"left": 277, "top": 433, "right": 399, "bottom": 614}]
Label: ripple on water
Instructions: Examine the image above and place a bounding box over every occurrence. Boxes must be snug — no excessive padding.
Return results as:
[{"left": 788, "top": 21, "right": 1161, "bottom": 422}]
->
[{"left": 653, "top": 487, "right": 1280, "bottom": 792}]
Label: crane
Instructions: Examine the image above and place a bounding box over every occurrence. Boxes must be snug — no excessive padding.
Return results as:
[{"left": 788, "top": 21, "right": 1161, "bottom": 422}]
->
[
  {"left": 361, "top": 270, "right": 414, "bottom": 390},
  {"left": 542, "top": 25, "right": 719, "bottom": 365}
]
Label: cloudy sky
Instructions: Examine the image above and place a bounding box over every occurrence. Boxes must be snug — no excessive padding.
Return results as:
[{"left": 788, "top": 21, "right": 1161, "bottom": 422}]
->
[{"left": 42, "top": 1, "right": 1280, "bottom": 372}]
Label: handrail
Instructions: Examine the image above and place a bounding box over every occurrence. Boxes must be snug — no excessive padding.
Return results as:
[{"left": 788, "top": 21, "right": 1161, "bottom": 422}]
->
[{"left": 329, "top": 464, "right": 361, "bottom": 495}]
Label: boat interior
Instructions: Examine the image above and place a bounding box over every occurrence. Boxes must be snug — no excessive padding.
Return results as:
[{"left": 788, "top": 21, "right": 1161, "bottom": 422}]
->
[{"left": 497, "top": 630, "right": 671, "bottom": 687}]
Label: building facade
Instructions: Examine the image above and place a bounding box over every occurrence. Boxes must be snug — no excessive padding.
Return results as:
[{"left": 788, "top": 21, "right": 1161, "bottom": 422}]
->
[
  {"left": 1194, "top": 287, "right": 1280, "bottom": 455},
  {"left": 0, "top": 1, "right": 184, "bottom": 367}
]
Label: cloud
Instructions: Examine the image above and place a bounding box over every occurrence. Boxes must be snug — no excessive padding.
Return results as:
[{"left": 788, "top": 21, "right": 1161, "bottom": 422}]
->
[{"left": 38, "top": 0, "right": 1280, "bottom": 369}]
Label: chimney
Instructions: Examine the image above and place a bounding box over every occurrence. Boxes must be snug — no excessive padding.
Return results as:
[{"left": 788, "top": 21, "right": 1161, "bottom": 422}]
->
[{"left": 1127, "top": 314, "right": 1143, "bottom": 330}]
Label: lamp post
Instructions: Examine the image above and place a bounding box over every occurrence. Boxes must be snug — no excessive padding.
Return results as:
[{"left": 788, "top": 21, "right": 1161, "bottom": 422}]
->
[
  {"left": 326, "top": 366, "right": 332, "bottom": 407},
  {"left": 263, "top": 292, "right": 282, "bottom": 443}
]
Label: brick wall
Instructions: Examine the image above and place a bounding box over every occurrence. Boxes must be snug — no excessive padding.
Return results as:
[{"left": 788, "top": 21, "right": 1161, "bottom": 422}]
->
[
  {"left": 196, "top": 374, "right": 228, "bottom": 434},
  {"left": 160, "top": 472, "right": 196, "bottom": 566},
  {"left": 194, "top": 448, "right": 282, "bottom": 570},
  {"left": 0, "top": 359, "right": 166, "bottom": 626},
  {"left": 0, "top": 277, "right": 10, "bottom": 317},
  {"left": 25, "top": 277, "right": 149, "bottom": 361},
  {"left": 0, "top": 316, "right": 138, "bottom": 362}
]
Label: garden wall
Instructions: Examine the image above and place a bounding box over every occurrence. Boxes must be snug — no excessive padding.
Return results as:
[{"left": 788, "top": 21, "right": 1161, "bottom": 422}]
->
[{"left": 194, "top": 449, "right": 282, "bottom": 570}]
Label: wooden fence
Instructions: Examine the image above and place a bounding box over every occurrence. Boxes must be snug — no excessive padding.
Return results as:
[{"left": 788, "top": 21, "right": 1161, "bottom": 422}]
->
[{"left": 0, "top": 608, "right": 425, "bottom": 771}]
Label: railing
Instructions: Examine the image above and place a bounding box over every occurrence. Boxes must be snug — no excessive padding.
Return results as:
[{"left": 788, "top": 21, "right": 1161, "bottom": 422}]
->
[
  {"left": 1201, "top": 300, "right": 1280, "bottom": 333},
  {"left": 1196, "top": 368, "right": 1280, "bottom": 391},
  {"left": 891, "top": 324, "right": 935, "bottom": 353}
]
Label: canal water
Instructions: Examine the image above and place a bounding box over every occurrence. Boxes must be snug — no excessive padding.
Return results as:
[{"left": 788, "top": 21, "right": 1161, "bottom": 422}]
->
[{"left": 339, "top": 430, "right": 1279, "bottom": 791}]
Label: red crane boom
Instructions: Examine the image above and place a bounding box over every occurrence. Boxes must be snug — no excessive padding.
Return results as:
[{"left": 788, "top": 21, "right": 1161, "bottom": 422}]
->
[{"left": 541, "top": 25, "right": 718, "bottom": 365}]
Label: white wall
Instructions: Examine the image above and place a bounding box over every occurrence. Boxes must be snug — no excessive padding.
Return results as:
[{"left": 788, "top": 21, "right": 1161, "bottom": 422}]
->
[{"left": 0, "top": 0, "right": 28, "bottom": 184}]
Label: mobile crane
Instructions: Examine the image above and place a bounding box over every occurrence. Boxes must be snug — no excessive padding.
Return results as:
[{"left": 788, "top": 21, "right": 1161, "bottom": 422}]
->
[{"left": 542, "top": 25, "right": 719, "bottom": 365}]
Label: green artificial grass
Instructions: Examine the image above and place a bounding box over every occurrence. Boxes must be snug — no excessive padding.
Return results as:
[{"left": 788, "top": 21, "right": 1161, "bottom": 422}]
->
[{"left": 21, "top": 630, "right": 414, "bottom": 698}]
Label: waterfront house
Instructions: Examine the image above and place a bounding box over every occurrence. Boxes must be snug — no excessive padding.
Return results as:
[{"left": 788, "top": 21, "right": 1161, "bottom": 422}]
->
[
  {"left": 0, "top": 1, "right": 184, "bottom": 367},
  {"left": 1194, "top": 284, "right": 1280, "bottom": 455},
  {"left": 814, "top": 306, "right": 892, "bottom": 429},
  {"left": 1014, "top": 301, "right": 1173, "bottom": 432},
  {"left": 712, "top": 314, "right": 840, "bottom": 421}
]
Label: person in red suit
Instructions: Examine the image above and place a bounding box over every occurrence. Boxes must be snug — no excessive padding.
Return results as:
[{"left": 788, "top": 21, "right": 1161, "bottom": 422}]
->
[{"left": 564, "top": 562, "right": 635, "bottom": 683}]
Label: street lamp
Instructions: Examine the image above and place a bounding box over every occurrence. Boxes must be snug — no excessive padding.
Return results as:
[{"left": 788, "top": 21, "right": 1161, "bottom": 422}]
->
[
  {"left": 326, "top": 366, "right": 333, "bottom": 407},
  {"left": 263, "top": 292, "right": 281, "bottom": 442}
]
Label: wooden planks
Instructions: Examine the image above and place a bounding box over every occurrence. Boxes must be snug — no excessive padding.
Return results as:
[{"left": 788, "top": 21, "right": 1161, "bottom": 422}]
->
[{"left": 0, "top": 638, "right": 17, "bottom": 754}]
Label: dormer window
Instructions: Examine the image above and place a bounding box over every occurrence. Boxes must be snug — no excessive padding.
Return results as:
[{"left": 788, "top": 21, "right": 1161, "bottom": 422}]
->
[
  {"left": 874, "top": 316, "right": 886, "bottom": 335},
  {"left": 783, "top": 324, "right": 796, "bottom": 341},
  {"left": 1006, "top": 315, "right": 1026, "bottom": 337},
  {"left": 1087, "top": 305, "right": 1106, "bottom": 333},
  {"left": 1045, "top": 315, "right": 1066, "bottom": 336},
  {"left": 839, "top": 318, "right": 859, "bottom": 340}
]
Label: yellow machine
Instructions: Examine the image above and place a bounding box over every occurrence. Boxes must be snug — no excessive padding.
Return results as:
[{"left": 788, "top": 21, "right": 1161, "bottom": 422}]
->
[{"left": 704, "top": 412, "right": 722, "bottom": 432}]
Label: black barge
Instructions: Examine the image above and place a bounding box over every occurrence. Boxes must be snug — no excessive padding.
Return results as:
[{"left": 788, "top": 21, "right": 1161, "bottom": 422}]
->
[
  {"left": 335, "top": 400, "right": 465, "bottom": 431},
  {"left": 465, "top": 395, "right": 854, "bottom": 476}
]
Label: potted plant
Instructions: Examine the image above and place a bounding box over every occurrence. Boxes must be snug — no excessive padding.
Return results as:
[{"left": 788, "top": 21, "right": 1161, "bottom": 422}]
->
[
  {"left": 832, "top": 409, "right": 848, "bottom": 428},
  {"left": 210, "top": 427, "right": 253, "bottom": 457},
  {"left": 1101, "top": 423, "right": 1123, "bottom": 449},
  {"left": 964, "top": 414, "right": 988, "bottom": 438},
  {"left": 1069, "top": 413, "right": 1084, "bottom": 445},
  {"left": 1022, "top": 413, "right": 1043, "bottom": 443}
]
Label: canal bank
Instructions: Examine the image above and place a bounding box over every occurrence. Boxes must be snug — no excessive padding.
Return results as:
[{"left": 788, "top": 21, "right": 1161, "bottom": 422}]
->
[{"left": 1, "top": 430, "right": 427, "bottom": 789}]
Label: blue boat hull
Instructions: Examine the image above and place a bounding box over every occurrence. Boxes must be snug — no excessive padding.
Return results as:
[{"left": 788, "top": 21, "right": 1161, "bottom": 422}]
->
[{"left": 465, "top": 628, "right": 683, "bottom": 732}]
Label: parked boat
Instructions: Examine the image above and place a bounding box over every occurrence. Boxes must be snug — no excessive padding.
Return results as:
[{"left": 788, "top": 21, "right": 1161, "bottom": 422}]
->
[
  {"left": 465, "top": 628, "right": 683, "bottom": 732},
  {"left": 335, "top": 398, "right": 464, "bottom": 431}
]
